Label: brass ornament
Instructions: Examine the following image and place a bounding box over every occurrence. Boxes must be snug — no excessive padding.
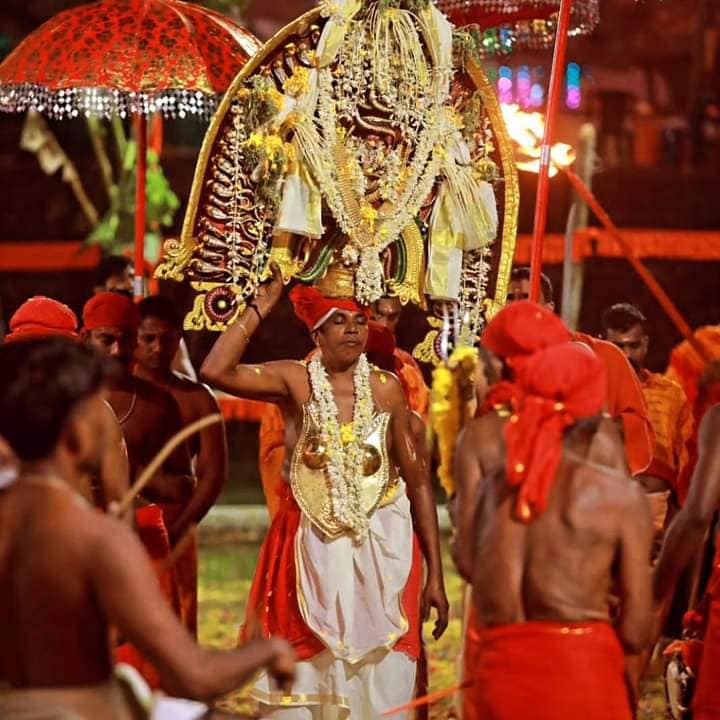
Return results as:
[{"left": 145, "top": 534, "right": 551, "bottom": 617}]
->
[
  {"left": 302, "top": 434, "right": 329, "bottom": 470},
  {"left": 290, "top": 404, "right": 392, "bottom": 539}
]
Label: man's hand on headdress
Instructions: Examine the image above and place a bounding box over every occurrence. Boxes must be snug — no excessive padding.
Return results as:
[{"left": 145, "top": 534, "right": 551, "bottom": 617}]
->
[{"left": 255, "top": 262, "right": 284, "bottom": 318}]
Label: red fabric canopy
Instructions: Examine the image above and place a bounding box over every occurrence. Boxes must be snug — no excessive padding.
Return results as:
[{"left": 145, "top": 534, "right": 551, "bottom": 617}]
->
[{"left": 0, "top": 0, "right": 261, "bottom": 118}]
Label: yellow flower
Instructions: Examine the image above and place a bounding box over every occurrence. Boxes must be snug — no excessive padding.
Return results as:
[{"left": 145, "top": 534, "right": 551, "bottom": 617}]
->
[
  {"left": 283, "top": 67, "right": 311, "bottom": 98},
  {"left": 449, "top": 346, "right": 478, "bottom": 370},
  {"left": 360, "top": 204, "right": 379, "bottom": 232},
  {"left": 245, "top": 132, "right": 264, "bottom": 150},
  {"left": 430, "top": 364, "right": 459, "bottom": 496},
  {"left": 340, "top": 424, "right": 356, "bottom": 445}
]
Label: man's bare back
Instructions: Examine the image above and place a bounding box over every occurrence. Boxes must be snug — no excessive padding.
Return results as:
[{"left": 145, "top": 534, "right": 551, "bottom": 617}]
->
[
  {"left": 458, "top": 413, "right": 653, "bottom": 651},
  {"left": 0, "top": 337, "right": 295, "bottom": 713},
  {"left": 0, "top": 480, "right": 114, "bottom": 686}
]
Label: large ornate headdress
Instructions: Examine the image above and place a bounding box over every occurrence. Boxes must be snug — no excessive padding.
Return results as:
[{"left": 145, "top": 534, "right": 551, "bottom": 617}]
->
[{"left": 157, "top": 0, "right": 518, "bottom": 352}]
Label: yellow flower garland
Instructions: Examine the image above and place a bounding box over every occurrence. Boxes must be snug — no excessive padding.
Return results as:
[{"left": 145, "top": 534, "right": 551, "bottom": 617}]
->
[{"left": 430, "top": 346, "right": 478, "bottom": 496}]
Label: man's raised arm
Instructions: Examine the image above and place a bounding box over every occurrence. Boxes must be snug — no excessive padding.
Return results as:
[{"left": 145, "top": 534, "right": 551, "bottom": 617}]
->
[
  {"left": 200, "top": 265, "right": 291, "bottom": 401},
  {"left": 654, "top": 405, "right": 720, "bottom": 605}
]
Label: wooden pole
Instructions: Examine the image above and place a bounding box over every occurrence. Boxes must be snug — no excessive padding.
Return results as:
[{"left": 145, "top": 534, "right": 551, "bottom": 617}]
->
[
  {"left": 528, "top": 0, "right": 574, "bottom": 302},
  {"left": 562, "top": 166, "right": 709, "bottom": 361},
  {"left": 561, "top": 123, "right": 596, "bottom": 328}
]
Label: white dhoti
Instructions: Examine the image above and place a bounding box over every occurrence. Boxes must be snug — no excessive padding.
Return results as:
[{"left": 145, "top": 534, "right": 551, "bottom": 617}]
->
[{"left": 252, "top": 484, "right": 417, "bottom": 719}]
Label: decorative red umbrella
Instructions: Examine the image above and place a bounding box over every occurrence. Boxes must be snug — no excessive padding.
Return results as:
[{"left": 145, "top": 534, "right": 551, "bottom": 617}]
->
[
  {"left": 0, "top": 0, "right": 261, "bottom": 298},
  {"left": 436, "top": 0, "right": 599, "bottom": 301},
  {"left": 436, "top": 0, "right": 598, "bottom": 51}
]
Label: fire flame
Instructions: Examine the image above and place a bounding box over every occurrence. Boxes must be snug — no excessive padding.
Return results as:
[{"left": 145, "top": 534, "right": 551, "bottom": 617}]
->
[{"left": 500, "top": 104, "right": 576, "bottom": 176}]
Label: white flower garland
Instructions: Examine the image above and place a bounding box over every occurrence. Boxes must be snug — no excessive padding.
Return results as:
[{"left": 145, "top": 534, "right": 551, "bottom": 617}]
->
[{"left": 309, "top": 352, "right": 374, "bottom": 542}]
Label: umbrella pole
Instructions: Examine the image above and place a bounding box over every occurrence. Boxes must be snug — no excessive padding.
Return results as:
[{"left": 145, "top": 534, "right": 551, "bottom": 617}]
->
[
  {"left": 528, "top": 0, "right": 574, "bottom": 302},
  {"left": 134, "top": 113, "right": 147, "bottom": 301}
]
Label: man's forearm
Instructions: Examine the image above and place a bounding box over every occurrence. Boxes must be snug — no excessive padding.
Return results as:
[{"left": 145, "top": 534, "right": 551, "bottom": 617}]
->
[
  {"left": 168, "top": 471, "right": 224, "bottom": 538},
  {"left": 409, "top": 483, "right": 443, "bottom": 577},
  {"left": 172, "top": 638, "right": 280, "bottom": 701},
  {"left": 201, "top": 307, "right": 260, "bottom": 382},
  {"left": 654, "top": 510, "right": 708, "bottom": 604}
]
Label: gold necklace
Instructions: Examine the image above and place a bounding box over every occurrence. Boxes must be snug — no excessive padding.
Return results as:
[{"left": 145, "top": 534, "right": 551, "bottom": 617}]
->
[{"left": 116, "top": 391, "right": 138, "bottom": 425}]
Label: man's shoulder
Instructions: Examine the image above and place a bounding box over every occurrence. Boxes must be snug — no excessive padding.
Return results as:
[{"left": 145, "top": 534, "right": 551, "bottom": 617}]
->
[
  {"left": 170, "top": 374, "right": 220, "bottom": 408},
  {"left": 370, "top": 367, "right": 404, "bottom": 398},
  {"left": 133, "top": 375, "right": 175, "bottom": 403},
  {"left": 701, "top": 403, "right": 720, "bottom": 431},
  {"left": 131, "top": 377, "right": 183, "bottom": 424},
  {"left": 643, "top": 371, "right": 688, "bottom": 401},
  {"left": 466, "top": 411, "right": 506, "bottom": 440}
]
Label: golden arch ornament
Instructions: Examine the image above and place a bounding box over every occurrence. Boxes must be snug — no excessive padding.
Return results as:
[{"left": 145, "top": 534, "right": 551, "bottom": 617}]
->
[{"left": 156, "top": 0, "right": 518, "bottom": 349}]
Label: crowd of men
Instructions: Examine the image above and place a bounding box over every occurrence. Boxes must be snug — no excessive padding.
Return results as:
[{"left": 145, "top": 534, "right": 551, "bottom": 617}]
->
[{"left": 1, "top": 259, "right": 720, "bottom": 719}]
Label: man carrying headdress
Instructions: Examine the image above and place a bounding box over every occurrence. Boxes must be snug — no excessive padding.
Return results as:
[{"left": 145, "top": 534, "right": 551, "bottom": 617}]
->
[
  {"left": 258, "top": 300, "right": 429, "bottom": 521},
  {"left": 454, "top": 342, "right": 653, "bottom": 719},
  {"left": 201, "top": 264, "right": 448, "bottom": 718}
]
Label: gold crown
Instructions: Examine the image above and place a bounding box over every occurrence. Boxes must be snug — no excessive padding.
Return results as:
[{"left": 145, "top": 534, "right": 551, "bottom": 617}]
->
[{"left": 314, "top": 263, "right": 356, "bottom": 299}]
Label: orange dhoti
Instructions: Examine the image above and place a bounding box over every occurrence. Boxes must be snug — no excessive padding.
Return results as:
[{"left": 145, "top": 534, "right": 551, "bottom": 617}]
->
[
  {"left": 467, "top": 621, "right": 631, "bottom": 720},
  {"left": 115, "top": 505, "right": 181, "bottom": 690},
  {"left": 160, "top": 503, "right": 198, "bottom": 638}
]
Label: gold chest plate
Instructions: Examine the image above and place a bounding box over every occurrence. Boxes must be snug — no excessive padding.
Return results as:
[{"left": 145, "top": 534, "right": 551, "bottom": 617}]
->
[{"left": 290, "top": 403, "right": 392, "bottom": 539}]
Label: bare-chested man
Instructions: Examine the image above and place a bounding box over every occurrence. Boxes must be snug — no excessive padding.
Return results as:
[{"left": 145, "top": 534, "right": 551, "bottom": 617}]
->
[
  {"left": 82, "top": 292, "right": 194, "bottom": 686},
  {"left": 0, "top": 337, "right": 294, "bottom": 719},
  {"left": 454, "top": 342, "right": 653, "bottom": 720},
  {"left": 134, "top": 294, "right": 228, "bottom": 636},
  {"left": 82, "top": 292, "right": 193, "bottom": 507},
  {"left": 200, "top": 266, "right": 448, "bottom": 718},
  {"left": 4, "top": 295, "right": 130, "bottom": 516}
]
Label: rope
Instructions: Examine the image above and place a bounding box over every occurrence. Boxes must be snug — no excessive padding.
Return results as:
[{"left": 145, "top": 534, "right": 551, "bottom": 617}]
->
[{"left": 380, "top": 679, "right": 473, "bottom": 717}]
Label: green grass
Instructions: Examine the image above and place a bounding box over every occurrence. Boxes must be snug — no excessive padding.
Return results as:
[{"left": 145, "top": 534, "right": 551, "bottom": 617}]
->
[{"left": 198, "top": 539, "right": 667, "bottom": 718}]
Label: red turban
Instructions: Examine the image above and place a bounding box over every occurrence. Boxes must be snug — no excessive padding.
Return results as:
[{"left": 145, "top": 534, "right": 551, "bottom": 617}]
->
[
  {"left": 504, "top": 343, "right": 607, "bottom": 522},
  {"left": 366, "top": 321, "right": 397, "bottom": 356},
  {"left": 5, "top": 296, "right": 78, "bottom": 343},
  {"left": 82, "top": 292, "right": 139, "bottom": 332},
  {"left": 482, "top": 301, "right": 571, "bottom": 375},
  {"left": 289, "top": 285, "right": 369, "bottom": 332}
]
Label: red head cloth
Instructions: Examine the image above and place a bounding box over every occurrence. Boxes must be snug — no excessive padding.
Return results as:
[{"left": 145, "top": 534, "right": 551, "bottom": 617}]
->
[
  {"left": 504, "top": 343, "right": 607, "bottom": 522},
  {"left": 366, "top": 320, "right": 397, "bottom": 357},
  {"left": 82, "top": 292, "right": 139, "bottom": 332},
  {"left": 4, "top": 296, "right": 78, "bottom": 343},
  {"left": 482, "top": 301, "right": 571, "bottom": 376},
  {"left": 289, "top": 285, "right": 369, "bottom": 332}
]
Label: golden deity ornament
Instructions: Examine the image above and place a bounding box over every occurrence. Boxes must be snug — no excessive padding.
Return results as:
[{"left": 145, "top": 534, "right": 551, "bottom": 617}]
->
[{"left": 157, "top": 0, "right": 518, "bottom": 348}]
